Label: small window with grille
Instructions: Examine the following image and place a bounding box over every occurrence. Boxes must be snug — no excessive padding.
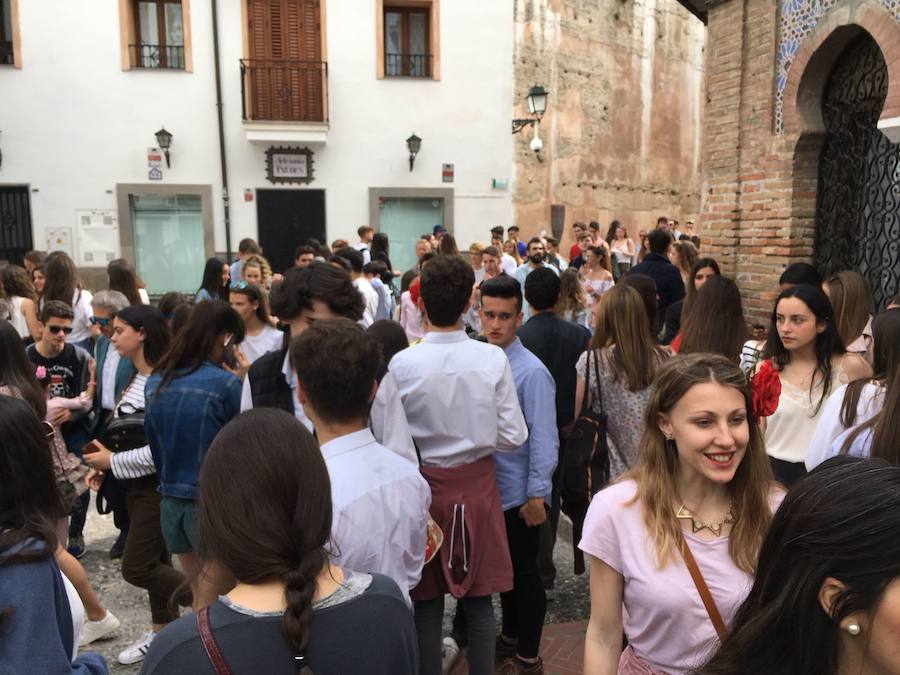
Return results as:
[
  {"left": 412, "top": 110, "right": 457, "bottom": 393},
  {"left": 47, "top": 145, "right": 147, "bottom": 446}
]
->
[
  {"left": 383, "top": 5, "right": 432, "bottom": 78},
  {"left": 131, "top": 0, "right": 185, "bottom": 69}
]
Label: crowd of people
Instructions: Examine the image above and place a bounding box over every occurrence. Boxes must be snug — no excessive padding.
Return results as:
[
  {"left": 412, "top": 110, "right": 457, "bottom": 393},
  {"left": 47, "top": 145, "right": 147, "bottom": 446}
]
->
[{"left": 0, "top": 216, "right": 899, "bottom": 675}]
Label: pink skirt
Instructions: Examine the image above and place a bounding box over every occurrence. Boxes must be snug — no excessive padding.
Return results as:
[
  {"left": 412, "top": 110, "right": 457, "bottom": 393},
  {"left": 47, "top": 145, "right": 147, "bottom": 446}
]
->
[
  {"left": 411, "top": 455, "right": 513, "bottom": 601},
  {"left": 618, "top": 646, "right": 669, "bottom": 675}
]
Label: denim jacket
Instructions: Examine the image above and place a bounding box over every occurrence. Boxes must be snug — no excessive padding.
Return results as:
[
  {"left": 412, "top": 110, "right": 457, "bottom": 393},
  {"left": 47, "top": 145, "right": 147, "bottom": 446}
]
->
[{"left": 145, "top": 362, "right": 242, "bottom": 500}]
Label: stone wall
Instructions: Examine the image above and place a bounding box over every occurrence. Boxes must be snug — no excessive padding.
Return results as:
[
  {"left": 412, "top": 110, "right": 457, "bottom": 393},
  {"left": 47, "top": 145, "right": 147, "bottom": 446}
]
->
[{"left": 511, "top": 0, "right": 706, "bottom": 249}]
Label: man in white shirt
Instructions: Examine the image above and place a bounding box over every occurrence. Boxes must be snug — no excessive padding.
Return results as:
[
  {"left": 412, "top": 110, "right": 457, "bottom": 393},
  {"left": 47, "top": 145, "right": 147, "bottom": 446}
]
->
[
  {"left": 291, "top": 318, "right": 430, "bottom": 604},
  {"left": 241, "top": 263, "right": 416, "bottom": 463},
  {"left": 335, "top": 247, "right": 378, "bottom": 326},
  {"left": 385, "top": 254, "right": 528, "bottom": 675},
  {"left": 352, "top": 225, "right": 374, "bottom": 265}
]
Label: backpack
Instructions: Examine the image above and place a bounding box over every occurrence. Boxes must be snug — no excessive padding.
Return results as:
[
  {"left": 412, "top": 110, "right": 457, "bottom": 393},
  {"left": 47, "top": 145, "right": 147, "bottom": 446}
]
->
[{"left": 560, "top": 349, "right": 610, "bottom": 573}]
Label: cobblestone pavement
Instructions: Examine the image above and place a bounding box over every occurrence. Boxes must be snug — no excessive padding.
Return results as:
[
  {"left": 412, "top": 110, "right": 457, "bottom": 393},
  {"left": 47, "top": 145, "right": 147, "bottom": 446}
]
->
[{"left": 79, "top": 497, "right": 590, "bottom": 673}]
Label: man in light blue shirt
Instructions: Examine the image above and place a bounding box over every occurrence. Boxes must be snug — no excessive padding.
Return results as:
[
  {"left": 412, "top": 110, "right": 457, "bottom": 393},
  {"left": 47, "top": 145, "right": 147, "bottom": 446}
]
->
[
  {"left": 479, "top": 275, "right": 558, "bottom": 674},
  {"left": 291, "top": 318, "right": 431, "bottom": 605},
  {"left": 514, "top": 237, "right": 559, "bottom": 323}
]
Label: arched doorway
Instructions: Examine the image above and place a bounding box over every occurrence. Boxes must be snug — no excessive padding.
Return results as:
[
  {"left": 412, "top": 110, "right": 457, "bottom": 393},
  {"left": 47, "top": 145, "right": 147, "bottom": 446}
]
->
[{"left": 814, "top": 31, "right": 900, "bottom": 309}]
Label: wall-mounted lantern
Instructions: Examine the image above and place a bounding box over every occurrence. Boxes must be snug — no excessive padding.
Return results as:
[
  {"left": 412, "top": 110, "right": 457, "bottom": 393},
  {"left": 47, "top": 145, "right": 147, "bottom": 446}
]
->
[
  {"left": 407, "top": 133, "right": 422, "bottom": 171},
  {"left": 155, "top": 127, "right": 173, "bottom": 168}
]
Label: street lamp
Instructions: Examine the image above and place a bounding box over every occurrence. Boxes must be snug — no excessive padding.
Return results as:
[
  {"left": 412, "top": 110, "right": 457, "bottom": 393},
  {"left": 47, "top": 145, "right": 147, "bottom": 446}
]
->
[
  {"left": 512, "top": 85, "right": 549, "bottom": 134},
  {"left": 155, "top": 127, "right": 173, "bottom": 168},
  {"left": 407, "top": 133, "right": 422, "bottom": 172}
]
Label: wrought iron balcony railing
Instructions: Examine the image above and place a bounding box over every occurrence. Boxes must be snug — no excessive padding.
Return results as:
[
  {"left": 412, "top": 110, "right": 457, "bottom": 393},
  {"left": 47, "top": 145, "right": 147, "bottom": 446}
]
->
[
  {"left": 240, "top": 59, "right": 328, "bottom": 123},
  {"left": 385, "top": 53, "right": 433, "bottom": 78},
  {"left": 130, "top": 44, "right": 185, "bottom": 70}
]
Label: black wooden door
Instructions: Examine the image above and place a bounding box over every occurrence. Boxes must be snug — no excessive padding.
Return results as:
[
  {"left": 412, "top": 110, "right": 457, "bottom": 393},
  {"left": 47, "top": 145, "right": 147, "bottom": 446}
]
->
[
  {"left": 0, "top": 186, "right": 33, "bottom": 265},
  {"left": 815, "top": 33, "right": 900, "bottom": 309},
  {"left": 256, "top": 189, "right": 325, "bottom": 273}
]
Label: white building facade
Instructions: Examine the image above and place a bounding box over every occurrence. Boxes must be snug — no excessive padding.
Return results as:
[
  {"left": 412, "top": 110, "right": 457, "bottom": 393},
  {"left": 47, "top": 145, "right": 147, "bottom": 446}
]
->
[{"left": 0, "top": 0, "right": 513, "bottom": 293}]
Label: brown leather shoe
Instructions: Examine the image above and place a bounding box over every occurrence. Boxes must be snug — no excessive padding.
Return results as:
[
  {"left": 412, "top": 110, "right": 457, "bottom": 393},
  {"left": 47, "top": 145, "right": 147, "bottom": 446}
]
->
[{"left": 495, "top": 656, "right": 544, "bottom": 675}]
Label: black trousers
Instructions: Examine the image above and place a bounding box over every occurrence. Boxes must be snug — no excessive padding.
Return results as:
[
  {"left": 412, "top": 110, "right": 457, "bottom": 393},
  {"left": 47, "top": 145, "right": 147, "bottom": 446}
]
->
[
  {"left": 537, "top": 465, "right": 561, "bottom": 589},
  {"left": 499, "top": 506, "right": 547, "bottom": 659}
]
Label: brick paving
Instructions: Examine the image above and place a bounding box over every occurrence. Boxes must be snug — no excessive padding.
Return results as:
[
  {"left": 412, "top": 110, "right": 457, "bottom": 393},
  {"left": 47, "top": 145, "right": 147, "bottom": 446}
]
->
[{"left": 449, "top": 620, "right": 587, "bottom": 675}]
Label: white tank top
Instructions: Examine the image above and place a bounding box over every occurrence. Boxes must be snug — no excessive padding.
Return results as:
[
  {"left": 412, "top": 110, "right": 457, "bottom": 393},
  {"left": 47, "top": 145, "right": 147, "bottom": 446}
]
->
[{"left": 7, "top": 296, "right": 29, "bottom": 339}]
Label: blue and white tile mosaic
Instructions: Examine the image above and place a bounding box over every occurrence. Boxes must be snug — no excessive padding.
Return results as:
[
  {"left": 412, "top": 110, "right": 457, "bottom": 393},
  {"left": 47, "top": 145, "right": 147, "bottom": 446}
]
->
[{"left": 775, "top": 0, "right": 900, "bottom": 133}]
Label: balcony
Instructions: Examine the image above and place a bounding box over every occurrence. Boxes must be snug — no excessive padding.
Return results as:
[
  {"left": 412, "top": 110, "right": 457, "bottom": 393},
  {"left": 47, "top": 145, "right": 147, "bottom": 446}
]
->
[
  {"left": 240, "top": 59, "right": 329, "bottom": 143},
  {"left": 0, "top": 41, "right": 13, "bottom": 66},
  {"left": 129, "top": 44, "right": 185, "bottom": 70},
  {"left": 386, "top": 53, "right": 433, "bottom": 78}
]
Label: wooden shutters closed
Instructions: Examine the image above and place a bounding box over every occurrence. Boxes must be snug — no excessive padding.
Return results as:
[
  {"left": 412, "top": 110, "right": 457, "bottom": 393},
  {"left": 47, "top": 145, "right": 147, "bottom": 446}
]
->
[{"left": 246, "top": 0, "right": 323, "bottom": 121}]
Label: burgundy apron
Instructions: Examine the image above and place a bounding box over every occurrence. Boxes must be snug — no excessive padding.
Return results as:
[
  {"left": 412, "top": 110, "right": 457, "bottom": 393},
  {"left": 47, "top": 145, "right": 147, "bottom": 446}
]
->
[{"left": 411, "top": 455, "right": 513, "bottom": 601}]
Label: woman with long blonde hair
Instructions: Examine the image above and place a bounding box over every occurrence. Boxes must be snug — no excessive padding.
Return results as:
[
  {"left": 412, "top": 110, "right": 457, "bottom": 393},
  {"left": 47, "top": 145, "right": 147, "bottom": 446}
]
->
[
  {"left": 581, "top": 353, "right": 780, "bottom": 675},
  {"left": 669, "top": 240, "right": 699, "bottom": 288},
  {"left": 574, "top": 284, "right": 669, "bottom": 476},
  {"left": 555, "top": 268, "right": 590, "bottom": 329}
]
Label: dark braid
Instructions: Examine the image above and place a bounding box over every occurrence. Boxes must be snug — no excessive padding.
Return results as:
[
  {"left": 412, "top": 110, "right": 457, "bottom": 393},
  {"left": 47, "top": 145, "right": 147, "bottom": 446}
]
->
[{"left": 282, "top": 552, "right": 328, "bottom": 672}]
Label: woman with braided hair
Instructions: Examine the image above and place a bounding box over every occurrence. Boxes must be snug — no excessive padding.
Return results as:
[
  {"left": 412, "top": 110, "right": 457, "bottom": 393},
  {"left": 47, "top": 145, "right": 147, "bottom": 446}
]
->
[{"left": 141, "top": 408, "right": 417, "bottom": 674}]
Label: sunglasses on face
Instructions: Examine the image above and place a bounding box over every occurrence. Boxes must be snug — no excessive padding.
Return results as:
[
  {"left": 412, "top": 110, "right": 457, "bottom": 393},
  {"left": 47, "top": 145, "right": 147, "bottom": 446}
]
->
[
  {"left": 47, "top": 325, "right": 73, "bottom": 335},
  {"left": 230, "top": 281, "right": 249, "bottom": 290},
  {"left": 89, "top": 316, "right": 112, "bottom": 327}
]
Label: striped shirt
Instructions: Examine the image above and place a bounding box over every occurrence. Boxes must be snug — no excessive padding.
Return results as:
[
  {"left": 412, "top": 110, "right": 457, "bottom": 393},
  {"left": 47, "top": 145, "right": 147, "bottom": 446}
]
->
[{"left": 109, "top": 373, "right": 156, "bottom": 480}]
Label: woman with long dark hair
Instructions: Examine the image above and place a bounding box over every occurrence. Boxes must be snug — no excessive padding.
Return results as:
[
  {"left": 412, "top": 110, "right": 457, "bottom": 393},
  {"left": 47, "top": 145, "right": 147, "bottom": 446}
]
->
[
  {"left": 693, "top": 456, "right": 900, "bottom": 675},
  {"left": 370, "top": 231, "right": 398, "bottom": 288},
  {"left": 107, "top": 258, "right": 149, "bottom": 305},
  {"left": 606, "top": 221, "right": 636, "bottom": 278},
  {"left": 141, "top": 409, "right": 417, "bottom": 674},
  {"left": 82, "top": 306, "right": 191, "bottom": 666},
  {"left": 145, "top": 300, "right": 246, "bottom": 609},
  {"left": 581, "top": 354, "right": 779, "bottom": 673},
  {"left": 0, "top": 264, "right": 41, "bottom": 341},
  {"left": 228, "top": 282, "right": 282, "bottom": 364},
  {"left": 752, "top": 285, "right": 871, "bottom": 487},
  {"left": 195, "top": 257, "right": 229, "bottom": 303},
  {"left": 42, "top": 251, "right": 94, "bottom": 352},
  {"left": 678, "top": 276, "right": 749, "bottom": 363},
  {"left": 806, "top": 308, "right": 900, "bottom": 469},
  {"left": 662, "top": 257, "right": 721, "bottom": 346},
  {"left": 0, "top": 395, "right": 109, "bottom": 674}
]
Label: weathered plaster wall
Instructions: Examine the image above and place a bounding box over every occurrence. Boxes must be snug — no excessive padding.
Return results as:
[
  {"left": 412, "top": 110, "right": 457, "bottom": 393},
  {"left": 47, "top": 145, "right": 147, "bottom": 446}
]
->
[{"left": 512, "top": 0, "right": 706, "bottom": 246}]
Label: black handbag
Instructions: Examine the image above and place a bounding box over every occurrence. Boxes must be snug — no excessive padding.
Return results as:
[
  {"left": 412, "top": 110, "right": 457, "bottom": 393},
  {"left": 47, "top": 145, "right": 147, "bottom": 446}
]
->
[
  {"left": 98, "top": 402, "right": 146, "bottom": 453},
  {"left": 560, "top": 349, "right": 611, "bottom": 574}
]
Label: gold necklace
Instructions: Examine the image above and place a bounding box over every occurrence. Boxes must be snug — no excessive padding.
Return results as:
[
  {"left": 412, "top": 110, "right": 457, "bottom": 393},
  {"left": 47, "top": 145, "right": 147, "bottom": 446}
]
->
[{"left": 675, "top": 501, "right": 735, "bottom": 537}]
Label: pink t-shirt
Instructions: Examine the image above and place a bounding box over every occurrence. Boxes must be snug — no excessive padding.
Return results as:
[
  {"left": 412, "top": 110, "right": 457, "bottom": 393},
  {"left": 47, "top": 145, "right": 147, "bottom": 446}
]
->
[{"left": 579, "top": 479, "right": 779, "bottom": 675}]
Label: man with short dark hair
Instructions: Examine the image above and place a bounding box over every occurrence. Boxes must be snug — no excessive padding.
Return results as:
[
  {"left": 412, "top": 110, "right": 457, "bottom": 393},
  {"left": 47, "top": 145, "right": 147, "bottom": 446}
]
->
[
  {"left": 241, "top": 263, "right": 415, "bottom": 463},
  {"left": 544, "top": 237, "right": 566, "bottom": 272},
  {"left": 570, "top": 232, "right": 594, "bottom": 270},
  {"left": 353, "top": 225, "right": 374, "bottom": 264},
  {"left": 292, "top": 319, "right": 430, "bottom": 604},
  {"left": 386, "top": 255, "right": 527, "bottom": 675},
  {"left": 293, "top": 245, "right": 317, "bottom": 268},
  {"left": 514, "top": 238, "right": 559, "bottom": 323},
  {"left": 778, "top": 262, "right": 822, "bottom": 289},
  {"left": 335, "top": 247, "right": 378, "bottom": 325},
  {"left": 517, "top": 268, "right": 590, "bottom": 593},
  {"left": 229, "top": 238, "right": 262, "bottom": 283},
  {"left": 507, "top": 225, "right": 526, "bottom": 256},
  {"left": 479, "top": 276, "right": 557, "bottom": 675},
  {"left": 628, "top": 227, "right": 684, "bottom": 331},
  {"left": 568, "top": 223, "right": 585, "bottom": 262},
  {"left": 482, "top": 245, "right": 504, "bottom": 281}
]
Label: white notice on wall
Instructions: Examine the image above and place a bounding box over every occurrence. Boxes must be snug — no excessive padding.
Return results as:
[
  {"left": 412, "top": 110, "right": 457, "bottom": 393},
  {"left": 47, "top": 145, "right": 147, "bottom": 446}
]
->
[
  {"left": 46, "top": 227, "right": 75, "bottom": 258},
  {"left": 76, "top": 210, "right": 120, "bottom": 266}
]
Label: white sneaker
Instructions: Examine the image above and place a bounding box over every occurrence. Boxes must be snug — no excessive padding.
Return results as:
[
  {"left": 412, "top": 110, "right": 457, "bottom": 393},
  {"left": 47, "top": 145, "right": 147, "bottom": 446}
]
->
[
  {"left": 118, "top": 631, "right": 156, "bottom": 665},
  {"left": 79, "top": 610, "right": 121, "bottom": 646},
  {"left": 441, "top": 637, "right": 461, "bottom": 675}
]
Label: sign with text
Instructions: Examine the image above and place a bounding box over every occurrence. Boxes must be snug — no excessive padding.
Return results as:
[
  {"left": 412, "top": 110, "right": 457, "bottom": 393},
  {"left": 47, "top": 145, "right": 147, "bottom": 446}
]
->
[
  {"left": 265, "top": 146, "right": 315, "bottom": 184},
  {"left": 442, "top": 163, "right": 454, "bottom": 183}
]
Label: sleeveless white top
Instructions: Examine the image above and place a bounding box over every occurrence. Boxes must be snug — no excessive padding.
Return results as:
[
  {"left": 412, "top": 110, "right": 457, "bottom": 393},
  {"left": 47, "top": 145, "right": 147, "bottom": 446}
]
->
[{"left": 7, "top": 296, "right": 29, "bottom": 338}]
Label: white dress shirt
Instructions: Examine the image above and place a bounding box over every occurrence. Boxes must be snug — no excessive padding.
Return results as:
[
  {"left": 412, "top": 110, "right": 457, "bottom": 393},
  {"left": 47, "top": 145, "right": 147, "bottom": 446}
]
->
[
  {"left": 501, "top": 254, "right": 518, "bottom": 276},
  {"left": 386, "top": 330, "right": 528, "bottom": 467},
  {"left": 353, "top": 277, "right": 379, "bottom": 327},
  {"left": 321, "top": 428, "right": 431, "bottom": 604},
  {"left": 239, "top": 351, "right": 418, "bottom": 465}
]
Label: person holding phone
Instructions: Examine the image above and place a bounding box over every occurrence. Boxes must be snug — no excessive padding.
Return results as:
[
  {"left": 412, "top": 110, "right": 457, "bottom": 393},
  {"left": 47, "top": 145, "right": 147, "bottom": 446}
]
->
[{"left": 144, "top": 301, "right": 246, "bottom": 612}]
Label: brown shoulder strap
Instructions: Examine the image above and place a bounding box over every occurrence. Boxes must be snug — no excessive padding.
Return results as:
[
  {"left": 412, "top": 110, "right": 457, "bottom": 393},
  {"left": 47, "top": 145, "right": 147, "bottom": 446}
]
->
[
  {"left": 198, "top": 606, "right": 233, "bottom": 675},
  {"left": 679, "top": 538, "right": 727, "bottom": 638}
]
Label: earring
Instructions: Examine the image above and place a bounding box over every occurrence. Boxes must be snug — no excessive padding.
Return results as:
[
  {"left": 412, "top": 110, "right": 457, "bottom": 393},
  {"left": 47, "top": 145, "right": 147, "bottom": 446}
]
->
[
  {"left": 846, "top": 623, "right": 861, "bottom": 636},
  {"left": 664, "top": 433, "right": 674, "bottom": 441}
]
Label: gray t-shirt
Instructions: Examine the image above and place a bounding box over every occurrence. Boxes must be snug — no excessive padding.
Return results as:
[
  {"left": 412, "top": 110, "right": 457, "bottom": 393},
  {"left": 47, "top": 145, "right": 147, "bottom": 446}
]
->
[{"left": 140, "top": 573, "right": 416, "bottom": 674}]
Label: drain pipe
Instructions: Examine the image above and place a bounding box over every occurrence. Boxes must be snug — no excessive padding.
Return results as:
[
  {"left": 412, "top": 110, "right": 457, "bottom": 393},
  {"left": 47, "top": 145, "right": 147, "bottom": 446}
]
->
[{"left": 211, "top": 0, "right": 232, "bottom": 260}]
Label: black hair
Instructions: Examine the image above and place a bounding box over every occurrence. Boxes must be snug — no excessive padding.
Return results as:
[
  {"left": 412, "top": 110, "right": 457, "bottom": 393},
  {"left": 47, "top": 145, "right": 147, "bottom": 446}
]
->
[
  {"left": 370, "top": 232, "right": 390, "bottom": 259},
  {"left": 39, "top": 300, "right": 74, "bottom": 324},
  {"left": 198, "top": 257, "right": 229, "bottom": 300},
  {"left": 293, "top": 245, "right": 317, "bottom": 260},
  {"left": 420, "top": 255, "right": 475, "bottom": 327},
  {"left": 620, "top": 274, "right": 658, "bottom": 333},
  {"left": 523, "top": 267, "right": 560, "bottom": 312},
  {"left": 197, "top": 408, "right": 331, "bottom": 668},
  {"left": 764, "top": 284, "right": 846, "bottom": 414},
  {"left": 0, "top": 395, "right": 66, "bottom": 567},
  {"left": 363, "top": 261, "right": 388, "bottom": 277},
  {"left": 779, "top": 262, "right": 822, "bottom": 288},
  {"left": 527, "top": 236, "right": 543, "bottom": 247},
  {"left": 647, "top": 227, "right": 673, "bottom": 255},
  {"left": 269, "top": 263, "right": 364, "bottom": 325},
  {"left": 334, "top": 248, "right": 364, "bottom": 274},
  {"left": 0, "top": 321, "right": 47, "bottom": 418},
  {"left": 694, "top": 456, "right": 900, "bottom": 675},
  {"left": 366, "top": 320, "right": 409, "bottom": 378},
  {"left": 291, "top": 319, "right": 383, "bottom": 423},
  {"left": 107, "top": 258, "right": 145, "bottom": 306},
  {"left": 116, "top": 305, "right": 172, "bottom": 367},
  {"left": 154, "top": 300, "right": 244, "bottom": 388},
  {"left": 400, "top": 269, "right": 418, "bottom": 295},
  {"left": 327, "top": 255, "right": 352, "bottom": 272},
  {"left": 480, "top": 275, "right": 523, "bottom": 313},
  {"left": 157, "top": 292, "right": 188, "bottom": 318}
]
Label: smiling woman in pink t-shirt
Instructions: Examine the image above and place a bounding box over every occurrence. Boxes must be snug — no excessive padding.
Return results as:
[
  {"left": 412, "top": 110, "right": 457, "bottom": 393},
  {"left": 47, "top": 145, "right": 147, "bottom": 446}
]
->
[{"left": 580, "top": 354, "right": 782, "bottom": 675}]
